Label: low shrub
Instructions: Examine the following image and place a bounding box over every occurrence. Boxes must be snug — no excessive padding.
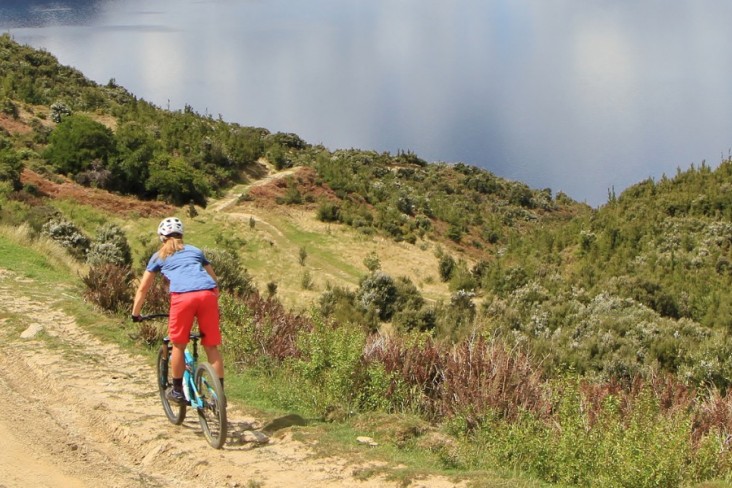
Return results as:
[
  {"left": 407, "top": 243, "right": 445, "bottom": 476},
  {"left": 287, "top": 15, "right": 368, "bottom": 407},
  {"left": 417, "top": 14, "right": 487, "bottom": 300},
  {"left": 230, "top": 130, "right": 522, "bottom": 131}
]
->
[
  {"left": 203, "top": 247, "right": 255, "bottom": 296},
  {"left": 41, "top": 217, "right": 90, "bottom": 261},
  {"left": 86, "top": 223, "right": 132, "bottom": 267},
  {"left": 82, "top": 263, "right": 133, "bottom": 313}
]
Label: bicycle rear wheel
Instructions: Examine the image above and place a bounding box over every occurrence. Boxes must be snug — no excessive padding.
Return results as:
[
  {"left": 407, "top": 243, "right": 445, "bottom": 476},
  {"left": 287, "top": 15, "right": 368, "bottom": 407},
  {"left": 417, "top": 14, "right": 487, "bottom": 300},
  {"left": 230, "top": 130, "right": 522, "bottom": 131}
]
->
[
  {"left": 194, "top": 362, "right": 227, "bottom": 449},
  {"left": 157, "top": 344, "right": 186, "bottom": 425}
]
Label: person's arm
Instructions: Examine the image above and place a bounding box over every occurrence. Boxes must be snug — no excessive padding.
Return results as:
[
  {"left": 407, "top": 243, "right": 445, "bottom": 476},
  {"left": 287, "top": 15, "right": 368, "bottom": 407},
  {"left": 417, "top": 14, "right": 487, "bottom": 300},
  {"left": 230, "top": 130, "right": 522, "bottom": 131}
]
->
[
  {"left": 203, "top": 264, "right": 219, "bottom": 294},
  {"left": 203, "top": 263, "right": 218, "bottom": 283},
  {"left": 132, "top": 270, "right": 157, "bottom": 317}
]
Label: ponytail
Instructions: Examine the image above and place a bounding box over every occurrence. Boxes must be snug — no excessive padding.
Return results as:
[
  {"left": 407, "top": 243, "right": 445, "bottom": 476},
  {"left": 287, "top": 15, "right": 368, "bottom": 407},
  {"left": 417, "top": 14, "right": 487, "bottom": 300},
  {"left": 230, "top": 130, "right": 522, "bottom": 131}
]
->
[{"left": 157, "top": 234, "right": 184, "bottom": 260}]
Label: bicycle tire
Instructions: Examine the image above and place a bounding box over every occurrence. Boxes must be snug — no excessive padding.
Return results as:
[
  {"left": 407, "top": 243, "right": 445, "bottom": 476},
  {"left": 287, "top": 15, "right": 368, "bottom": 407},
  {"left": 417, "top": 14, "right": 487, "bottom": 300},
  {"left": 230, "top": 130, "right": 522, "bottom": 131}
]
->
[
  {"left": 194, "top": 362, "right": 227, "bottom": 449},
  {"left": 157, "top": 344, "right": 186, "bottom": 425}
]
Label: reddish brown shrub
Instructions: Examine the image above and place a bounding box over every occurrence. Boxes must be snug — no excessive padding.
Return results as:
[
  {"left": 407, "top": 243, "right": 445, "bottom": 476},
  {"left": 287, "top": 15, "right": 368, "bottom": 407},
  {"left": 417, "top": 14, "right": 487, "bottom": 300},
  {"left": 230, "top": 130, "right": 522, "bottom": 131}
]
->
[
  {"left": 364, "top": 334, "right": 549, "bottom": 422},
  {"left": 82, "top": 263, "right": 133, "bottom": 313},
  {"left": 238, "top": 291, "right": 312, "bottom": 362}
]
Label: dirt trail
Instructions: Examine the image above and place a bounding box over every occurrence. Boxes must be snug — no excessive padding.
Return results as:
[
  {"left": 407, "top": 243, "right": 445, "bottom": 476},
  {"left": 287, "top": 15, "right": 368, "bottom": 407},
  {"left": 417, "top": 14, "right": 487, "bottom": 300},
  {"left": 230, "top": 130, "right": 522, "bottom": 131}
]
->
[
  {"left": 0, "top": 269, "right": 461, "bottom": 487},
  {"left": 209, "top": 165, "right": 299, "bottom": 214}
]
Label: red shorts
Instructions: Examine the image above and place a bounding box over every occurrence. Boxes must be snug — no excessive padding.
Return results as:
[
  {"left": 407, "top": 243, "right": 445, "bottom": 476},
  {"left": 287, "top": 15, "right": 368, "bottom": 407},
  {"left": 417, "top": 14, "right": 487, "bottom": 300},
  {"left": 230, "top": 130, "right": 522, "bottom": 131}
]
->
[{"left": 168, "top": 289, "right": 221, "bottom": 346}]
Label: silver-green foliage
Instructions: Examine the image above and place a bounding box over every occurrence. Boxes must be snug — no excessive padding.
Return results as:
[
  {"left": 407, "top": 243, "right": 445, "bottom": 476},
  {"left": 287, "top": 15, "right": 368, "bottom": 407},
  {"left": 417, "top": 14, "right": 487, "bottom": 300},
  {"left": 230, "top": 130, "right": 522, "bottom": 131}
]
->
[
  {"left": 41, "top": 218, "right": 90, "bottom": 260},
  {"left": 86, "top": 223, "right": 132, "bottom": 267}
]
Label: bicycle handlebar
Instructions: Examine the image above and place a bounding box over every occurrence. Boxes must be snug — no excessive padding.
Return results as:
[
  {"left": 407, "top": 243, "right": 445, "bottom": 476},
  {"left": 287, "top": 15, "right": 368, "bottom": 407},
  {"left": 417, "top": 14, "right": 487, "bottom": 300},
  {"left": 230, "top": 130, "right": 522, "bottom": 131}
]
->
[{"left": 136, "top": 313, "right": 169, "bottom": 321}]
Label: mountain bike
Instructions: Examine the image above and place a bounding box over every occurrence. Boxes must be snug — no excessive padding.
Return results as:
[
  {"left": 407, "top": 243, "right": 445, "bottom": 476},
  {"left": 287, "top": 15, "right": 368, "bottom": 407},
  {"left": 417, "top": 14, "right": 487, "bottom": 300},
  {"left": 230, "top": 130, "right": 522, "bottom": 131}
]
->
[{"left": 139, "top": 314, "right": 227, "bottom": 449}]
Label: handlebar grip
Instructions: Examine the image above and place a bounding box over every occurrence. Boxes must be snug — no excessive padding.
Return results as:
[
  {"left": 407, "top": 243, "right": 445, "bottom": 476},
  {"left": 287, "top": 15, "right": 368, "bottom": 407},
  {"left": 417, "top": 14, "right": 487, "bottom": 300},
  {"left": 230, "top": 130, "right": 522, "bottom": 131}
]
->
[{"left": 138, "top": 313, "right": 169, "bottom": 321}]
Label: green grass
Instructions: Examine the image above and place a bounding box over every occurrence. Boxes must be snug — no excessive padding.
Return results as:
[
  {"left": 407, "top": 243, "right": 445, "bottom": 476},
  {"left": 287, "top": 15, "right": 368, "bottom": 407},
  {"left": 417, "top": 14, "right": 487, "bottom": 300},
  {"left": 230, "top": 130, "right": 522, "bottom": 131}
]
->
[
  {"left": 51, "top": 199, "right": 111, "bottom": 232},
  {"left": 0, "top": 225, "right": 81, "bottom": 283}
]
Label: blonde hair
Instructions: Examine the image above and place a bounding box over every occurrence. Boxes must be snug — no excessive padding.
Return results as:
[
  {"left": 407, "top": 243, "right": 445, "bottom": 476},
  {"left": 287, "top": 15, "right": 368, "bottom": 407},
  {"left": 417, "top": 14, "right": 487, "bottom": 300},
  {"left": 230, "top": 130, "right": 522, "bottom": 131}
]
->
[{"left": 157, "top": 235, "right": 185, "bottom": 260}]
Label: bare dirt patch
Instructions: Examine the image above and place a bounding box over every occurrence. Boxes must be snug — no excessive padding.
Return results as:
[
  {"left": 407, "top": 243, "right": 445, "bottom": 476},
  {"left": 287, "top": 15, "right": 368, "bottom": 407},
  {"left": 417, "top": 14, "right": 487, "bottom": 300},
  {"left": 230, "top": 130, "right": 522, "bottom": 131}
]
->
[
  {"left": 0, "top": 113, "right": 33, "bottom": 136},
  {"left": 21, "top": 169, "right": 175, "bottom": 217}
]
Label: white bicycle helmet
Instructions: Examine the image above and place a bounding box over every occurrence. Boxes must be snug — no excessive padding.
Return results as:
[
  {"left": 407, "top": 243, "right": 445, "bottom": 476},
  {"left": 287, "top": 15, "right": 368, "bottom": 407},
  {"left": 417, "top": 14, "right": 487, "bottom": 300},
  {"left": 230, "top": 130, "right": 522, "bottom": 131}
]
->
[{"left": 157, "top": 217, "right": 184, "bottom": 240}]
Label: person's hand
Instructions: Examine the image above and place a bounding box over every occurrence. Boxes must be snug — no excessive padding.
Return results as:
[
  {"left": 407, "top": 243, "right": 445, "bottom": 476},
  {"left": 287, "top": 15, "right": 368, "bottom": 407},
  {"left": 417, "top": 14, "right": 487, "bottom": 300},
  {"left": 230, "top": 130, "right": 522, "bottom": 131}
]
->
[{"left": 131, "top": 314, "right": 143, "bottom": 322}]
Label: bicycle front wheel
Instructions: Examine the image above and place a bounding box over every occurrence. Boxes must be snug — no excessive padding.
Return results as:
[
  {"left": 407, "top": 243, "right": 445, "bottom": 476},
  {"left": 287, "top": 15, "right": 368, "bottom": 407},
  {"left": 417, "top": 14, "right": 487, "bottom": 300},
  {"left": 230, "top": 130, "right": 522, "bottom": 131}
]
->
[
  {"left": 194, "top": 362, "right": 227, "bottom": 449},
  {"left": 157, "top": 344, "right": 186, "bottom": 425}
]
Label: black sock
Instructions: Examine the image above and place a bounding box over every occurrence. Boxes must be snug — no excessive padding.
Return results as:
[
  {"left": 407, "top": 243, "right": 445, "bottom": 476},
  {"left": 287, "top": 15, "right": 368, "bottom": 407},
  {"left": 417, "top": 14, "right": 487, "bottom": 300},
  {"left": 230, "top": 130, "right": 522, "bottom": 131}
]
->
[
  {"left": 172, "top": 377, "right": 183, "bottom": 392},
  {"left": 219, "top": 378, "right": 224, "bottom": 390}
]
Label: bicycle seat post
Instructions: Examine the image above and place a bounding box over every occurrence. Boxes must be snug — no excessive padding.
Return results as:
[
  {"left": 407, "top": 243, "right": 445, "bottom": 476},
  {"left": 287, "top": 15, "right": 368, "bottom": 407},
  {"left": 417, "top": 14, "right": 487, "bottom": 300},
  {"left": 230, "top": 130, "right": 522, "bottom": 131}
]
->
[{"left": 191, "top": 335, "right": 199, "bottom": 362}]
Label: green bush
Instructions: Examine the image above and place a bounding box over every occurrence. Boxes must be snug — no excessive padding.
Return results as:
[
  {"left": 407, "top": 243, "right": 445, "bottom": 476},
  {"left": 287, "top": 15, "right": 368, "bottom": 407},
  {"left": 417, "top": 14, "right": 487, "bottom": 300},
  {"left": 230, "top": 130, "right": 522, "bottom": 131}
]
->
[
  {"left": 0, "top": 145, "right": 23, "bottom": 191},
  {"left": 448, "top": 380, "right": 728, "bottom": 487},
  {"left": 318, "top": 284, "right": 365, "bottom": 324},
  {"left": 363, "top": 251, "right": 381, "bottom": 272},
  {"left": 437, "top": 253, "right": 455, "bottom": 283},
  {"left": 43, "top": 114, "right": 115, "bottom": 176},
  {"left": 356, "top": 271, "right": 399, "bottom": 322},
  {"left": 317, "top": 201, "right": 340, "bottom": 222},
  {"left": 86, "top": 223, "right": 132, "bottom": 267},
  {"left": 41, "top": 217, "right": 91, "bottom": 260},
  {"left": 1, "top": 97, "right": 18, "bottom": 118},
  {"left": 203, "top": 247, "right": 255, "bottom": 296},
  {"left": 145, "top": 154, "right": 210, "bottom": 206},
  {"left": 291, "top": 318, "right": 366, "bottom": 416}
]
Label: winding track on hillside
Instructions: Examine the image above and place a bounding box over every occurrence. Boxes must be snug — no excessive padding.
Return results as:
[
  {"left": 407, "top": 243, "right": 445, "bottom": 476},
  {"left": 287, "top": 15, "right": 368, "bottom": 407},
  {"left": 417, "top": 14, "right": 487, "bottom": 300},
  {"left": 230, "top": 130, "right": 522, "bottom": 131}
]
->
[{"left": 0, "top": 268, "right": 463, "bottom": 488}]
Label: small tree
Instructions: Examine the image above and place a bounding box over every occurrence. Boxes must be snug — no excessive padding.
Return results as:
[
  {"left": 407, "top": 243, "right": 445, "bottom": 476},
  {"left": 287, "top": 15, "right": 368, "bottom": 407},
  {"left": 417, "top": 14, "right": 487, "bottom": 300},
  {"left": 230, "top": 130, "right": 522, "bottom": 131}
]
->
[
  {"left": 363, "top": 252, "right": 381, "bottom": 272},
  {"left": 298, "top": 246, "right": 307, "bottom": 266},
  {"left": 49, "top": 102, "right": 71, "bottom": 123},
  {"left": 301, "top": 270, "right": 314, "bottom": 290},
  {"left": 357, "top": 271, "right": 398, "bottom": 321},
  {"left": 187, "top": 200, "right": 198, "bottom": 218},
  {"left": 267, "top": 281, "right": 278, "bottom": 297},
  {"left": 0, "top": 144, "right": 23, "bottom": 191},
  {"left": 203, "top": 247, "right": 255, "bottom": 296},
  {"left": 438, "top": 253, "right": 456, "bottom": 282}
]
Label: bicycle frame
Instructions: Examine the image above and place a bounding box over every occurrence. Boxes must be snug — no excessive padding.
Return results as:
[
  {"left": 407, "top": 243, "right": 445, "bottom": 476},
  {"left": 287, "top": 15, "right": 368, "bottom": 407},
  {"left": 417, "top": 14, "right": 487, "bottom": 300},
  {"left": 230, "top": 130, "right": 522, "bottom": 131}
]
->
[
  {"left": 164, "top": 334, "right": 206, "bottom": 409},
  {"left": 182, "top": 339, "right": 206, "bottom": 409}
]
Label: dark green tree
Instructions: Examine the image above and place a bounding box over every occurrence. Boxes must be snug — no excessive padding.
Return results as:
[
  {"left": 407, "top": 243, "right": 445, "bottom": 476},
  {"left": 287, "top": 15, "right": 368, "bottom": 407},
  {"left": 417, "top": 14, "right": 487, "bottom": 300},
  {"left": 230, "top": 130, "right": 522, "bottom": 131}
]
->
[
  {"left": 0, "top": 137, "right": 23, "bottom": 191},
  {"left": 145, "top": 154, "right": 210, "bottom": 206},
  {"left": 43, "top": 114, "right": 115, "bottom": 176},
  {"left": 111, "top": 121, "right": 157, "bottom": 195}
]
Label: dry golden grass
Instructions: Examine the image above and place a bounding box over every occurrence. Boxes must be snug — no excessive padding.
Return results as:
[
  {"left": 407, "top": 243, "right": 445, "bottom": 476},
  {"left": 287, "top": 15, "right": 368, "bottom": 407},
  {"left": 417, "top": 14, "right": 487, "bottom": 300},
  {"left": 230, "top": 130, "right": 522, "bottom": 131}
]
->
[{"left": 204, "top": 181, "right": 458, "bottom": 311}]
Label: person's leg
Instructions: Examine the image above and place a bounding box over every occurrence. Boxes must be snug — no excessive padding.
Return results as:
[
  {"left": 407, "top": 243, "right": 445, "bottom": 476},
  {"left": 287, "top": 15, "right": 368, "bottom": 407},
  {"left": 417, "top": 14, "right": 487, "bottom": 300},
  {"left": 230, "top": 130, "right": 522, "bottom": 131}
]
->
[
  {"left": 203, "top": 345, "right": 224, "bottom": 378},
  {"left": 170, "top": 342, "right": 187, "bottom": 378},
  {"left": 168, "top": 292, "right": 195, "bottom": 394},
  {"left": 197, "top": 289, "right": 224, "bottom": 379}
]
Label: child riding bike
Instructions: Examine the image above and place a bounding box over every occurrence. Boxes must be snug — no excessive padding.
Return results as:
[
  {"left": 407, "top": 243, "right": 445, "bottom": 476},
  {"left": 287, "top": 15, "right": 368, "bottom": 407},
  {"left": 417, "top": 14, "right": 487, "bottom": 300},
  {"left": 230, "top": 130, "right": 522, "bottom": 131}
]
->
[{"left": 132, "top": 217, "right": 224, "bottom": 405}]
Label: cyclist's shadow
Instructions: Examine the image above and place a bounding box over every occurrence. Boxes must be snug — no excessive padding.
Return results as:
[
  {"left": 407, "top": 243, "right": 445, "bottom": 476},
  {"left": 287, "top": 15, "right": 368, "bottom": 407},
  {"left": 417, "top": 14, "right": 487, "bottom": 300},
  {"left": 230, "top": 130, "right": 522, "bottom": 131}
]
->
[{"left": 225, "top": 414, "right": 307, "bottom": 449}]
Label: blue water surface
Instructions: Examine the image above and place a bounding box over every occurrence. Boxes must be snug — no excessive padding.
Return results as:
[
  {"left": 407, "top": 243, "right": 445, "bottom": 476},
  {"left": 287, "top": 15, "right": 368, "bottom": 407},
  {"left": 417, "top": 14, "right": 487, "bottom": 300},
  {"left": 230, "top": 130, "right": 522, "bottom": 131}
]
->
[{"left": 2, "top": 0, "right": 732, "bottom": 206}]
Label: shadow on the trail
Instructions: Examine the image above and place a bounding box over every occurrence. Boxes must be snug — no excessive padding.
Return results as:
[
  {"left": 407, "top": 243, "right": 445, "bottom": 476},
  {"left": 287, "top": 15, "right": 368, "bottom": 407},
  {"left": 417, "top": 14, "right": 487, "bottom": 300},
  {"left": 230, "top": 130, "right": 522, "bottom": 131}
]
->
[
  {"left": 220, "top": 414, "right": 309, "bottom": 449},
  {"left": 225, "top": 419, "right": 270, "bottom": 448},
  {"left": 262, "top": 414, "right": 308, "bottom": 434}
]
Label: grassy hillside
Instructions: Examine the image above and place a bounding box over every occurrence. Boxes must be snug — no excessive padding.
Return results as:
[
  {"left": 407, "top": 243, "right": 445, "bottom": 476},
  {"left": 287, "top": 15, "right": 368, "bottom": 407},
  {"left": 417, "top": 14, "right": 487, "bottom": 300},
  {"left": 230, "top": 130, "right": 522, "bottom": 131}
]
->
[{"left": 4, "top": 34, "right": 732, "bottom": 485}]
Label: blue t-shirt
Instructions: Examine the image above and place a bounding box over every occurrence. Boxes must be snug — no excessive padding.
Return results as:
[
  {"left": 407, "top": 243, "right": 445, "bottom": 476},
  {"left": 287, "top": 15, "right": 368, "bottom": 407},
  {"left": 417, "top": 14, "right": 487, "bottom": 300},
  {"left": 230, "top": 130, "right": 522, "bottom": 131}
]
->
[{"left": 146, "top": 244, "right": 217, "bottom": 293}]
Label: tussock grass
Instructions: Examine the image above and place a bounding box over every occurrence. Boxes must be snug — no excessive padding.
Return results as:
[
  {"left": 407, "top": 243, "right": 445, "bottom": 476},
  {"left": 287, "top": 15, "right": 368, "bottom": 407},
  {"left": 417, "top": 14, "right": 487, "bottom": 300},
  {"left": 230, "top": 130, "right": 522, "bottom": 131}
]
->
[{"left": 0, "top": 223, "right": 88, "bottom": 279}]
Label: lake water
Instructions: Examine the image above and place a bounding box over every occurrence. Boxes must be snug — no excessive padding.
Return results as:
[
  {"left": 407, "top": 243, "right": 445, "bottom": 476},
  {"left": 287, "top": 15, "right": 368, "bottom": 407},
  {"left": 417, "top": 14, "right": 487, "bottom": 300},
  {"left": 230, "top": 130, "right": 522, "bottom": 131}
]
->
[{"left": 2, "top": 0, "right": 732, "bottom": 207}]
